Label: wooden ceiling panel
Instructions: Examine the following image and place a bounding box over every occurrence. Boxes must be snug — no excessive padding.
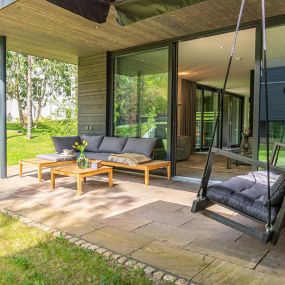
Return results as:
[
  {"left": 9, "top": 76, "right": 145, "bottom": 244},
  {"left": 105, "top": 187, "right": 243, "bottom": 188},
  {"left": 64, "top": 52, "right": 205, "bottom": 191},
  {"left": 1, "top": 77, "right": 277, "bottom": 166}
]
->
[{"left": 0, "top": 0, "right": 285, "bottom": 63}]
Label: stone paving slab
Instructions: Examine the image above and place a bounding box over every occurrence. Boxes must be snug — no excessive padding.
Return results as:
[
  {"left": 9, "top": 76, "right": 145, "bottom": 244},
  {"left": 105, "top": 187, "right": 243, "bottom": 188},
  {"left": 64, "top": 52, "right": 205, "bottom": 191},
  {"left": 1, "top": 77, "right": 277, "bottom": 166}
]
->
[
  {"left": 180, "top": 216, "right": 243, "bottom": 242},
  {"left": 186, "top": 236, "right": 268, "bottom": 269},
  {"left": 45, "top": 216, "right": 106, "bottom": 237},
  {"left": 131, "top": 241, "right": 215, "bottom": 280},
  {"left": 82, "top": 226, "right": 152, "bottom": 255},
  {"left": 133, "top": 222, "right": 197, "bottom": 247},
  {"left": 255, "top": 233, "right": 285, "bottom": 278},
  {"left": 129, "top": 208, "right": 195, "bottom": 227},
  {"left": 193, "top": 259, "right": 285, "bottom": 285},
  {"left": 17, "top": 204, "right": 71, "bottom": 224},
  {"left": 100, "top": 213, "right": 152, "bottom": 231}
]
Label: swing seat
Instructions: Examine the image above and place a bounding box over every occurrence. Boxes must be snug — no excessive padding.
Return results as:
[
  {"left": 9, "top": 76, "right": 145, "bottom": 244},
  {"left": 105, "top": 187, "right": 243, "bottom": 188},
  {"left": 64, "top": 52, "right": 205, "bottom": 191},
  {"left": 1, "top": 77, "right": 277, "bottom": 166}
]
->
[
  {"left": 191, "top": 147, "right": 285, "bottom": 244},
  {"left": 206, "top": 171, "right": 282, "bottom": 223}
]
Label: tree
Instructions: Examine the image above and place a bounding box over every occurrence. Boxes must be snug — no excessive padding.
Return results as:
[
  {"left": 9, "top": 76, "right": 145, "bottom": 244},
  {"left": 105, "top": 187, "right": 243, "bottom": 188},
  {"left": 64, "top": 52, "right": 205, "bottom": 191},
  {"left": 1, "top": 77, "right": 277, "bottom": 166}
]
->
[
  {"left": 32, "top": 58, "right": 77, "bottom": 124},
  {"left": 6, "top": 51, "right": 78, "bottom": 136},
  {"left": 6, "top": 52, "right": 28, "bottom": 126},
  {"left": 26, "top": 55, "right": 33, "bottom": 139}
]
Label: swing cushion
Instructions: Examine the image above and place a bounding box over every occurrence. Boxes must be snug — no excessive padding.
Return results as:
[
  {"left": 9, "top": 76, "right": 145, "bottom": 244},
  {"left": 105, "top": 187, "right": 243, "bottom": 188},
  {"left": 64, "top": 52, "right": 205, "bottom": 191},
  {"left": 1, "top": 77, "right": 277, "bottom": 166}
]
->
[{"left": 206, "top": 171, "right": 282, "bottom": 223}]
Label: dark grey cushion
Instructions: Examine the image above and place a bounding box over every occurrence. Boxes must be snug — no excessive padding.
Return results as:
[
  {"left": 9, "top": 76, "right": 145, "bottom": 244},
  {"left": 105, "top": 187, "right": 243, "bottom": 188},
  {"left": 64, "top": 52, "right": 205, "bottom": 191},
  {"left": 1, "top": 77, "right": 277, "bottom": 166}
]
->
[
  {"left": 52, "top": 136, "right": 81, "bottom": 154},
  {"left": 81, "top": 135, "right": 104, "bottom": 152},
  {"left": 98, "top": 137, "right": 127, "bottom": 154},
  {"left": 266, "top": 176, "right": 285, "bottom": 206},
  {"left": 36, "top": 153, "right": 76, "bottom": 162},
  {"left": 84, "top": 152, "right": 111, "bottom": 161},
  {"left": 122, "top": 138, "right": 157, "bottom": 158},
  {"left": 206, "top": 172, "right": 280, "bottom": 223}
]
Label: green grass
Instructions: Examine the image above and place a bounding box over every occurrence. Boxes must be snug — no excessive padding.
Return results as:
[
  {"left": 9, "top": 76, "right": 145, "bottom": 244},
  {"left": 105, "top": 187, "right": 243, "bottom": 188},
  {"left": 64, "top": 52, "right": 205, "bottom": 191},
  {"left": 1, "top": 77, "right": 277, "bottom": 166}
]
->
[
  {"left": 7, "top": 121, "right": 76, "bottom": 166},
  {"left": 259, "top": 144, "right": 285, "bottom": 167},
  {"left": 7, "top": 130, "right": 55, "bottom": 166},
  {"left": 0, "top": 213, "right": 154, "bottom": 285}
]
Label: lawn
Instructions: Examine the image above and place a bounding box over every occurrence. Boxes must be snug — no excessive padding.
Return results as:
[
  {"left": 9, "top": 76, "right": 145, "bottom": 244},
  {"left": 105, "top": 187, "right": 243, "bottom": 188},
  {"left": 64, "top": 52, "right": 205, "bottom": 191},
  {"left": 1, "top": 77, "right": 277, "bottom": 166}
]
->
[
  {"left": 7, "top": 121, "right": 76, "bottom": 166},
  {"left": 0, "top": 213, "right": 153, "bottom": 285}
]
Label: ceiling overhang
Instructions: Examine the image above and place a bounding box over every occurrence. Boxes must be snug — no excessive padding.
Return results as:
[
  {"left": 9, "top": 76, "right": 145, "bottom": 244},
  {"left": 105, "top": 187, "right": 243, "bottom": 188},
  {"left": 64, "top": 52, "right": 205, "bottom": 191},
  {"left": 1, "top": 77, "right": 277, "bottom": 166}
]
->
[{"left": 0, "top": 0, "right": 285, "bottom": 64}]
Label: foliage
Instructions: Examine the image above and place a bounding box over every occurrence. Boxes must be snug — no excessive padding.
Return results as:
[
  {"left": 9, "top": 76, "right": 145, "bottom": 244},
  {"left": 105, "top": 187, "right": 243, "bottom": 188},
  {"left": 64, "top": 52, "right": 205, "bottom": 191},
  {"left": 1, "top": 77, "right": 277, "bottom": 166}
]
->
[
  {"left": 6, "top": 51, "right": 78, "bottom": 134},
  {"left": 0, "top": 213, "right": 154, "bottom": 285},
  {"left": 73, "top": 140, "right": 88, "bottom": 154},
  {"left": 114, "top": 72, "right": 168, "bottom": 137}
]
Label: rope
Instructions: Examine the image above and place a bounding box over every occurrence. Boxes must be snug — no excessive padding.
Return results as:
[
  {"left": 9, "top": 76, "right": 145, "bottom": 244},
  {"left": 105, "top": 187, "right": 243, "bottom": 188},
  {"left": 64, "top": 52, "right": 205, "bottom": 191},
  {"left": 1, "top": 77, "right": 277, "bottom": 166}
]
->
[
  {"left": 261, "top": 0, "right": 272, "bottom": 230},
  {"left": 198, "top": 0, "right": 246, "bottom": 198}
]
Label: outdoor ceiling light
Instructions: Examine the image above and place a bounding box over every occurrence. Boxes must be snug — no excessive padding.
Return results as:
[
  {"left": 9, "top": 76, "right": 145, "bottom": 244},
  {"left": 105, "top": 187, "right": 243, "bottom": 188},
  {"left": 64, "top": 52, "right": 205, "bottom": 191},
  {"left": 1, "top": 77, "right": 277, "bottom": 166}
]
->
[
  {"left": 178, "top": 72, "right": 190, "bottom": 76},
  {"left": 235, "top": 57, "right": 243, "bottom": 61}
]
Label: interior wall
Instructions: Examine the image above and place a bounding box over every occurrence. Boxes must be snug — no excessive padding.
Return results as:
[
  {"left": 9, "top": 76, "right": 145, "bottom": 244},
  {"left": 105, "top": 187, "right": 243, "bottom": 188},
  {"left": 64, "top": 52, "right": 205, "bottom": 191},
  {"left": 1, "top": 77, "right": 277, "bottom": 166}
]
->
[{"left": 78, "top": 53, "right": 107, "bottom": 135}]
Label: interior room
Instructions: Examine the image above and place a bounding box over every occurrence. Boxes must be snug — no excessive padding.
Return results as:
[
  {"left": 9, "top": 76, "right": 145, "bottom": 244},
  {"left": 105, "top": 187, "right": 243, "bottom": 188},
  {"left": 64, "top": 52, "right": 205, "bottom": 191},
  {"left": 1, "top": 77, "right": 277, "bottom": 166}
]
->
[{"left": 176, "top": 28, "right": 256, "bottom": 179}]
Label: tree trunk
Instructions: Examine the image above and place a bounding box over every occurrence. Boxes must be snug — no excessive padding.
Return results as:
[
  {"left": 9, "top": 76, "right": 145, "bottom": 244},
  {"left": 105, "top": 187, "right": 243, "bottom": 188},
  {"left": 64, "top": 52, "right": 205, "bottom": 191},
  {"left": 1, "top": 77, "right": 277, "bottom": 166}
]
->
[
  {"left": 35, "top": 103, "right": 42, "bottom": 124},
  {"left": 26, "top": 55, "right": 33, "bottom": 139},
  {"left": 18, "top": 101, "right": 25, "bottom": 126}
]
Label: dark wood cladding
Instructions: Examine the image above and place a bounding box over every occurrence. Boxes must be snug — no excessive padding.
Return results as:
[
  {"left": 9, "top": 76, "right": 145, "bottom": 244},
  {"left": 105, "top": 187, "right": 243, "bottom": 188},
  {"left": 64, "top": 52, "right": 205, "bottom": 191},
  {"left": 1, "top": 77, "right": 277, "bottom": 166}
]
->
[
  {"left": 78, "top": 53, "right": 107, "bottom": 135},
  {"left": 2, "top": 0, "right": 285, "bottom": 63}
]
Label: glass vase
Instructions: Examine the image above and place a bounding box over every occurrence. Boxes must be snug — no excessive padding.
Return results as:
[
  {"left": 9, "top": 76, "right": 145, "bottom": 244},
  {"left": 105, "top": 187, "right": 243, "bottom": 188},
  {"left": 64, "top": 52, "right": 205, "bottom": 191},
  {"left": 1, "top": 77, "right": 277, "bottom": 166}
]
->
[{"left": 77, "top": 153, "right": 89, "bottom": 169}]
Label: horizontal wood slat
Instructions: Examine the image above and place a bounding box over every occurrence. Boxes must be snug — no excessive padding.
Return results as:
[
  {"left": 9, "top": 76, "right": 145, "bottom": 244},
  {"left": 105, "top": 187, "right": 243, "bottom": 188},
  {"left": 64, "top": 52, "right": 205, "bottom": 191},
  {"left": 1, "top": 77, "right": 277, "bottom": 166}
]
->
[{"left": 78, "top": 53, "right": 107, "bottom": 136}]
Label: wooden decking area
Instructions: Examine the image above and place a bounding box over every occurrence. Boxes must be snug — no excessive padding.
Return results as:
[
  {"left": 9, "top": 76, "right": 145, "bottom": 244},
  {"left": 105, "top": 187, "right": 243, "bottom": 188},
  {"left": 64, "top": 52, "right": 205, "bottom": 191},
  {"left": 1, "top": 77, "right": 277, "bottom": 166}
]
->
[{"left": 1, "top": 164, "right": 285, "bottom": 284}]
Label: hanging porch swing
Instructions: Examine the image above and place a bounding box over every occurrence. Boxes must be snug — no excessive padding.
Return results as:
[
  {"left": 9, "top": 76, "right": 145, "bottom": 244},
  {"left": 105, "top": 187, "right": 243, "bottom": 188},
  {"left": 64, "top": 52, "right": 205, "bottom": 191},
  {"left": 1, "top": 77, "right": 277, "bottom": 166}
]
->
[{"left": 191, "top": 0, "right": 285, "bottom": 245}]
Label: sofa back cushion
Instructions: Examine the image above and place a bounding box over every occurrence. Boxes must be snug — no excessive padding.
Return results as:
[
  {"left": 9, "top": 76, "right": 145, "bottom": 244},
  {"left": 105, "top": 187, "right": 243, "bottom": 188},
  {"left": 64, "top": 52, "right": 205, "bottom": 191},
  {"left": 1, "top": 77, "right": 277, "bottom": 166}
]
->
[
  {"left": 122, "top": 138, "right": 157, "bottom": 158},
  {"left": 98, "top": 137, "right": 127, "bottom": 154},
  {"left": 52, "top": 136, "right": 81, "bottom": 153},
  {"left": 81, "top": 135, "right": 104, "bottom": 153}
]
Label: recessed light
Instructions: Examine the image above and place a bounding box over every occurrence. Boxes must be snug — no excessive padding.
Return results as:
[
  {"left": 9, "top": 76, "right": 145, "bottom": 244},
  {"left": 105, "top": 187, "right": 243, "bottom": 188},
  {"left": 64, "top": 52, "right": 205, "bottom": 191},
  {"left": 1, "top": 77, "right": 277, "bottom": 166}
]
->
[
  {"left": 178, "top": 72, "right": 190, "bottom": 76},
  {"left": 220, "top": 46, "right": 224, "bottom": 49},
  {"left": 95, "top": 26, "right": 100, "bottom": 29},
  {"left": 235, "top": 57, "right": 243, "bottom": 61}
]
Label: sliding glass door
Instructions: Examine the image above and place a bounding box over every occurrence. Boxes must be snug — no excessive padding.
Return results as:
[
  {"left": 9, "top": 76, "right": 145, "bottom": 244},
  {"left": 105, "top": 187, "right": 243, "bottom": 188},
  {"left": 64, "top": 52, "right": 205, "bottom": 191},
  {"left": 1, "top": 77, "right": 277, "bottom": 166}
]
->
[
  {"left": 195, "top": 86, "right": 220, "bottom": 150},
  {"left": 113, "top": 47, "right": 170, "bottom": 159}
]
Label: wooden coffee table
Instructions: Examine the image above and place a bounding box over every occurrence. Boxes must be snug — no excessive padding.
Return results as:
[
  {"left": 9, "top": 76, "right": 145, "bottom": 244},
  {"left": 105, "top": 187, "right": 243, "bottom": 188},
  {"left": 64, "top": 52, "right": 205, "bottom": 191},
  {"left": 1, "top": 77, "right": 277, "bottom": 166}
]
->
[
  {"left": 19, "top": 158, "right": 75, "bottom": 182},
  {"left": 50, "top": 165, "right": 113, "bottom": 195}
]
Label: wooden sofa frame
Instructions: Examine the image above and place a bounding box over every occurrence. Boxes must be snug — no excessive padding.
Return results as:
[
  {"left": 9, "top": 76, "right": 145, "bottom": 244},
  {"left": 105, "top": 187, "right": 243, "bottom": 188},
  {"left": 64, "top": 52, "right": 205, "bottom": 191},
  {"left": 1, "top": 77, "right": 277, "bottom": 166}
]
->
[{"left": 102, "top": 160, "right": 171, "bottom": 186}]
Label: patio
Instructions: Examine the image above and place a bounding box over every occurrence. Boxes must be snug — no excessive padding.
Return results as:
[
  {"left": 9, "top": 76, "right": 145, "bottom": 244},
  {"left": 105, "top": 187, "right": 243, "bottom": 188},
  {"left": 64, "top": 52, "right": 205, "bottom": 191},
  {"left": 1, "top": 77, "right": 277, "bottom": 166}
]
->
[{"left": 1, "top": 165, "right": 285, "bottom": 284}]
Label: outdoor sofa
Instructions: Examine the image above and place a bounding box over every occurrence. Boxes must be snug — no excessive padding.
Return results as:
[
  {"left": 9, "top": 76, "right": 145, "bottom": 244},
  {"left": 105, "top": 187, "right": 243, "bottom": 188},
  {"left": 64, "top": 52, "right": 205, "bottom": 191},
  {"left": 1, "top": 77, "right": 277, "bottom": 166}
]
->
[{"left": 37, "top": 135, "right": 171, "bottom": 186}]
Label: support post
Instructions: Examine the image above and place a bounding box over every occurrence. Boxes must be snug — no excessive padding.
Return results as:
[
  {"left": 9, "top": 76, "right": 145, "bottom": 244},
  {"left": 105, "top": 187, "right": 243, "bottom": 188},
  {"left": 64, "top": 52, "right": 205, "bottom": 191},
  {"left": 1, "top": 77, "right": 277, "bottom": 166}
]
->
[{"left": 0, "top": 36, "right": 7, "bottom": 179}]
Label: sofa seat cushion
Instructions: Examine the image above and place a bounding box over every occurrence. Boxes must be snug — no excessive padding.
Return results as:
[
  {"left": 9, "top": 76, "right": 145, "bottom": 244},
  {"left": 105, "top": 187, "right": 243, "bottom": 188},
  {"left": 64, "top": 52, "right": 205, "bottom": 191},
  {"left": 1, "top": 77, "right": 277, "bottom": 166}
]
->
[
  {"left": 122, "top": 138, "right": 157, "bottom": 158},
  {"left": 36, "top": 153, "right": 76, "bottom": 162},
  {"left": 109, "top": 153, "right": 151, "bottom": 166},
  {"left": 206, "top": 172, "right": 280, "bottom": 223},
  {"left": 84, "top": 152, "right": 111, "bottom": 161},
  {"left": 81, "top": 135, "right": 104, "bottom": 152},
  {"left": 98, "top": 137, "right": 127, "bottom": 153},
  {"left": 52, "top": 136, "right": 81, "bottom": 153}
]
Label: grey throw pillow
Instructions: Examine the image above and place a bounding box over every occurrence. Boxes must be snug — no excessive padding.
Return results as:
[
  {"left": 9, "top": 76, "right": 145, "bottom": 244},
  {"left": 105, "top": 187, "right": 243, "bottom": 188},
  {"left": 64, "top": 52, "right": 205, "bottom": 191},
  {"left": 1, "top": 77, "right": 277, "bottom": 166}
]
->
[
  {"left": 98, "top": 137, "right": 127, "bottom": 153},
  {"left": 122, "top": 138, "right": 157, "bottom": 158},
  {"left": 52, "top": 136, "right": 81, "bottom": 153},
  {"left": 81, "top": 135, "right": 104, "bottom": 152}
]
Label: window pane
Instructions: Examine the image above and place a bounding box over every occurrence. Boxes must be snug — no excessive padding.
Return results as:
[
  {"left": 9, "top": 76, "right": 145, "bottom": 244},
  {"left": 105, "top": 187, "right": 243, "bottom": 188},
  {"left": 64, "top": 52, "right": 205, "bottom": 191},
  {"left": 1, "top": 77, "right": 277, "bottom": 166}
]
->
[
  {"left": 259, "top": 25, "right": 285, "bottom": 167},
  {"left": 113, "top": 47, "right": 169, "bottom": 159}
]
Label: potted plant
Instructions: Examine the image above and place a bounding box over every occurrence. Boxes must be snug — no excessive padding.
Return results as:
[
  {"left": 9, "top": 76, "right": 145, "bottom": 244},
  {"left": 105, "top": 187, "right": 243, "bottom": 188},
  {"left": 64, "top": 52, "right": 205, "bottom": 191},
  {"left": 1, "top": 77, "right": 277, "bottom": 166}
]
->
[{"left": 73, "top": 140, "right": 89, "bottom": 168}]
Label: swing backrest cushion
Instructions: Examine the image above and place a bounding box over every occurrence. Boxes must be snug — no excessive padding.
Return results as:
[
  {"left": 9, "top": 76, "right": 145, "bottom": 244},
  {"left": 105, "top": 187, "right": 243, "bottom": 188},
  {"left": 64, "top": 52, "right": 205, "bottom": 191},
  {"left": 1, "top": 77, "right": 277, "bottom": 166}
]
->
[
  {"left": 206, "top": 171, "right": 283, "bottom": 223},
  {"left": 264, "top": 174, "right": 285, "bottom": 206}
]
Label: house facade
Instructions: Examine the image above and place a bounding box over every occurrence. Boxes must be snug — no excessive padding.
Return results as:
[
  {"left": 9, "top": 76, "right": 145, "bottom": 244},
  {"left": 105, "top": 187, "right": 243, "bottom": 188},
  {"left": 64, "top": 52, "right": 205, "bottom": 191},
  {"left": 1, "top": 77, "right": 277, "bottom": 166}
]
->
[{"left": 1, "top": 0, "right": 285, "bottom": 178}]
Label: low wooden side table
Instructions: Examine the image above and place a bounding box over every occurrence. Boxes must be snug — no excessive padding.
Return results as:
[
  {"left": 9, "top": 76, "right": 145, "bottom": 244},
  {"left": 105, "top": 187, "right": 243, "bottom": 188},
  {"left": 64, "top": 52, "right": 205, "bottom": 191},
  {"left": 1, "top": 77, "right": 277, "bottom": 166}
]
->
[
  {"left": 19, "top": 158, "right": 75, "bottom": 182},
  {"left": 50, "top": 165, "right": 113, "bottom": 195}
]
